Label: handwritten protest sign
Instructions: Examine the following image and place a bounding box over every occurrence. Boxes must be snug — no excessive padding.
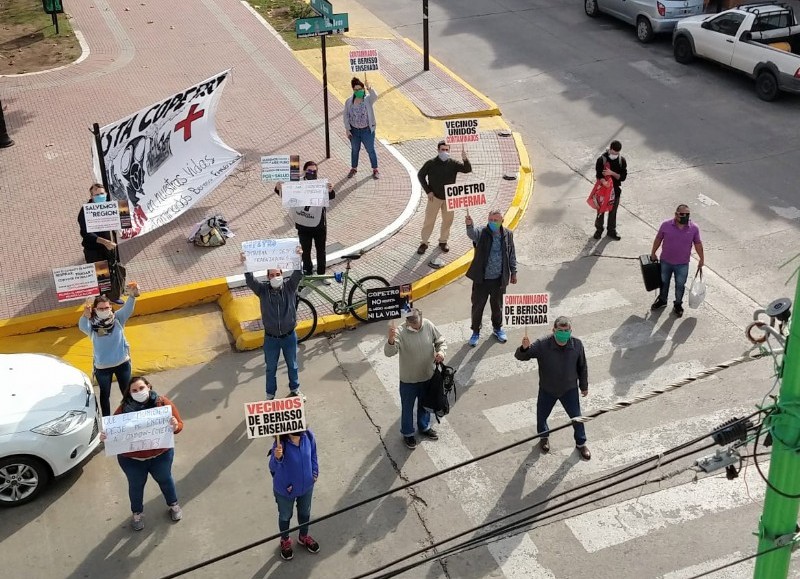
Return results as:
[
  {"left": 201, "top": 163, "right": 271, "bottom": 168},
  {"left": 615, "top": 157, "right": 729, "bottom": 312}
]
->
[
  {"left": 281, "top": 180, "right": 329, "bottom": 208},
  {"left": 244, "top": 397, "right": 307, "bottom": 439},
  {"left": 83, "top": 201, "right": 122, "bottom": 233},
  {"left": 242, "top": 238, "right": 301, "bottom": 273},
  {"left": 366, "top": 284, "right": 412, "bottom": 321},
  {"left": 261, "top": 155, "right": 290, "bottom": 182},
  {"left": 503, "top": 293, "right": 550, "bottom": 327},
  {"left": 445, "top": 182, "right": 487, "bottom": 211},
  {"left": 101, "top": 406, "right": 174, "bottom": 457},
  {"left": 444, "top": 119, "right": 479, "bottom": 144},
  {"left": 349, "top": 49, "right": 380, "bottom": 73},
  {"left": 53, "top": 263, "right": 104, "bottom": 302}
]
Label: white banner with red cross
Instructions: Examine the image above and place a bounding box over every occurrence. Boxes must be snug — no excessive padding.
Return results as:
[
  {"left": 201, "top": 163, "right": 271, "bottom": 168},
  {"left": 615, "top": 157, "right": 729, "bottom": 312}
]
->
[{"left": 93, "top": 70, "right": 242, "bottom": 240}]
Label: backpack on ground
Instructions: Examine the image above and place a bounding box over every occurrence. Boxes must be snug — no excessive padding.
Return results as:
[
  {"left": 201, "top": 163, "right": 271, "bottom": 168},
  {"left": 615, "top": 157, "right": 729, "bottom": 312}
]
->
[
  {"left": 422, "top": 363, "right": 457, "bottom": 422},
  {"left": 190, "top": 215, "right": 231, "bottom": 248}
]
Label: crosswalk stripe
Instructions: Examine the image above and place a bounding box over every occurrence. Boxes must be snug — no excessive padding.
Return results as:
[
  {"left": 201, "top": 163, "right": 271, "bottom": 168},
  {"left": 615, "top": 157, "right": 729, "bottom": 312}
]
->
[
  {"left": 661, "top": 550, "right": 800, "bottom": 579},
  {"left": 564, "top": 464, "right": 766, "bottom": 553},
  {"left": 484, "top": 360, "right": 710, "bottom": 433},
  {"left": 358, "top": 338, "right": 556, "bottom": 578}
]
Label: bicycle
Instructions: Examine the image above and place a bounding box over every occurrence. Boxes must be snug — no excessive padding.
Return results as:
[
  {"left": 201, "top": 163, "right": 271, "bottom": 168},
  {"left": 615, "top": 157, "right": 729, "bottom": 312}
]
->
[{"left": 295, "top": 253, "right": 390, "bottom": 343}]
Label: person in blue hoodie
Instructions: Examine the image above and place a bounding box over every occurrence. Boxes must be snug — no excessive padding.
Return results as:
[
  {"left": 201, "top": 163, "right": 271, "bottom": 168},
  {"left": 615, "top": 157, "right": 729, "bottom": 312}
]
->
[
  {"left": 269, "top": 429, "right": 320, "bottom": 561},
  {"left": 78, "top": 281, "right": 139, "bottom": 416}
]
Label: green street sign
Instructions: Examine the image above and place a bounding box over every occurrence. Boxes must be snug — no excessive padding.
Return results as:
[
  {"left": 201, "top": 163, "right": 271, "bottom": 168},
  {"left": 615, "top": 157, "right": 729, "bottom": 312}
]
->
[
  {"left": 310, "top": 0, "right": 333, "bottom": 21},
  {"left": 295, "top": 13, "right": 349, "bottom": 39},
  {"left": 42, "top": 0, "right": 63, "bottom": 14}
]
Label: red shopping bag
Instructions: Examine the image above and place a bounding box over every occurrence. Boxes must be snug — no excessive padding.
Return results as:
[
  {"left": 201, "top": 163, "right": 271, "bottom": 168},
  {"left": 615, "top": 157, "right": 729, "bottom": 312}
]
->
[{"left": 586, "top": 164, "right": 615, "bottom": 213}]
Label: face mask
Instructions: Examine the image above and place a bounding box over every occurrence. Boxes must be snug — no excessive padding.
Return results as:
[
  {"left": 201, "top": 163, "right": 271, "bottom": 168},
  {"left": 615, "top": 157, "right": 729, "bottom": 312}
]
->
[
  {"left": 554, "top": 329, "right": 572, "bottom": 344},
  {"left": 304, "top": 170, "right": 317, "bottom": 180},
  {"left": 608, "top": 153, "right": 619, "bottom": 161},
  {"left": 406, "top": 322, "right": 420, "bottom": 332},
  {"left": 269, "top": 275, "right": 284, "bottom": 289},
  {"left": 92, "top": 195, "right": 106, "bottom": 203},
  {"left": 131, "top": 389, "right": 150, "bottom": 403},
  {"left": 95, "top": 309, "right": 113, "bottom": 320},
  {"left": 438, "top": 152, "right": 449, "bottom": 162},
  {"left": 678, "top": 214, "right": 690, "bottom": 225},
  {"left": 354, "top": 89, "right": 365, "bottom": 99},
  {"left": 487, "top": 221, "right": 501, "bottom": 233}
]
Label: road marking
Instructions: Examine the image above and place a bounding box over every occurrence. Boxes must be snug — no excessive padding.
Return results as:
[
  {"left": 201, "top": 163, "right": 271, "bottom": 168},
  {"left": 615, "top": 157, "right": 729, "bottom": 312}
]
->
[
  {"left": 661, "top": 550, "right": 800, "bottom": 579},
  {"left": 483, "top": 360, "right": 710, "bottom": 433},
  {"left": 697, "top": 193, "right": 719, "bottom": 207},
  {"left": 358, "top": 338, "right": 556, "bottom": 578},
  {"left": 565, "top": 463, "right": 766, "bottom": 553},
  {"left": 769, "top": 205, "right": 800, "bottom": 220},
  {"left": 630, "top": 60, "right": 679, "bottom": 87}
]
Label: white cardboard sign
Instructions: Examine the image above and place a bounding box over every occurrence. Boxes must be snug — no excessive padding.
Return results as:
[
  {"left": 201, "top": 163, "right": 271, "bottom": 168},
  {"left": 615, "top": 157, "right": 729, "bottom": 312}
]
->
[
  {"left": 281, "top": 180, "right": 329, "bottom": 208},
  {"left": 101, "top": 406, "right": 175, "bottom": 457},
  {"left": 503, "top": 293, "right": 550, "bottom": 327},
  {"left": 242, "top": 238, "right": 301, "bottom": 273},
  {"left": 83, "top": 201, "right": 122, "bottom": 233}
]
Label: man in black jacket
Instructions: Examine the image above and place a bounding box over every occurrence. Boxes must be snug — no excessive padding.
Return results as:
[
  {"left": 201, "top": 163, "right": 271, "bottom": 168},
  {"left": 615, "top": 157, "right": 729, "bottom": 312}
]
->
[
  {"left": 465, "top": 210, "right": 517, "bottom": 347},
  {"left": 417, "top": 141, "right": 472, "bottom": 255},
  {"left": 593, "top": 140, "right": 627, "bottom": 241},
  {"left": 514, "top": 316, "right": 591, "bottom": 460}
]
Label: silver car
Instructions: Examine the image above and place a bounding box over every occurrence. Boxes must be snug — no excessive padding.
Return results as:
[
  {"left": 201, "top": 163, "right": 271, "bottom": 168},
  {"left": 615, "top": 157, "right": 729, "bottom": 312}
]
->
[{"left": 585, "top": 0, "right": 706, "bottom": 42}]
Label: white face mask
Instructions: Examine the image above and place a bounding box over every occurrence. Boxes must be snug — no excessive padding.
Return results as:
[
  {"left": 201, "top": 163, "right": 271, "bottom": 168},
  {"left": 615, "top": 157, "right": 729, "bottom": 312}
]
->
[
  {"left": 438, "top": 152, "right": 449, "bottom": 162},
  {"left": 269, "top": 275, "right": 284, "bottom": 289},
  {"left": 608, "top": 152, "right": 619, "bottom": 160},
  {"left": 131, "top": 389, "right": 150, "bottom": 403},
  {"left": 95, "top": 309, "right": 113, "bottom": 320}
]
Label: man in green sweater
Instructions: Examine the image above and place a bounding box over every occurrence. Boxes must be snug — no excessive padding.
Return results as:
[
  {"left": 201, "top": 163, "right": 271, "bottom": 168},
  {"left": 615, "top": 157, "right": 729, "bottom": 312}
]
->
[{"left": 384, "top": 309, "right": 447, "bottom": 449}]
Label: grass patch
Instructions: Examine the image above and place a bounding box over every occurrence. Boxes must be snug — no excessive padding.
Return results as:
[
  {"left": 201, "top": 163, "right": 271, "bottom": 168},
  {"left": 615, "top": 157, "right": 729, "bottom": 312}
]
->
[
  {"left": 249, "top": 0, "right": 346, "bottom": 51},
  {"left": 0, "top": 0, "right": 80, "bottom": 74}
]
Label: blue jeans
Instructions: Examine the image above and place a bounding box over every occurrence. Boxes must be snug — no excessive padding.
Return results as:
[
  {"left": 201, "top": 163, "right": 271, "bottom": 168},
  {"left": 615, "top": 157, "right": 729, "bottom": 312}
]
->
[
  {"left": 350, "top": 126, "right": 378, "bottom": 169},
  {"left": 117, "top": 448, "right": 178, "bottom": 513},
  {"left": 95, "top": 360, "right": 132, "bottom": 416},
  {"left": 659, "top": 261, "right": 690, "bottom": 307},
  {"left": 399, "top": 380, "right": 431, "bottom": 437},
  {"left": 275, "top": 488, "right": 314, "bottom": 540},
  {"left": 536, "top": 388, "right": 587, "bottom": 446},
  {"left": 264, "top": 331, "right": 299, "bottom": 397}
]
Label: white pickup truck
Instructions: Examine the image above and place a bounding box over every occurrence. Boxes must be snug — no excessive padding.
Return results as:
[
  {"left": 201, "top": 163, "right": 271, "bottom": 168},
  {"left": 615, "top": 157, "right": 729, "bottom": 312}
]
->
[{"left": 673, "top": 2, "right": 800, "bottom": 101}]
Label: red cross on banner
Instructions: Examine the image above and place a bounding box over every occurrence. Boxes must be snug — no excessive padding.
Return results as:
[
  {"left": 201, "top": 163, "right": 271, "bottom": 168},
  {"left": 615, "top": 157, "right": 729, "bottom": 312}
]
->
[{"left": 174, "top": 104, "right": 205, "bottom": 141}]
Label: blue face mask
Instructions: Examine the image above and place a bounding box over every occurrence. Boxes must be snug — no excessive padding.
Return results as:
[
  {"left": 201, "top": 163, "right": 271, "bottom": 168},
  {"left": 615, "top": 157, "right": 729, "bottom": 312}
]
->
[
  {"left": 92, "top": 194, "right": 106, "bottom": 203},
  {"left": 487, "top": 221, "right": 501, "bottom": 233}
]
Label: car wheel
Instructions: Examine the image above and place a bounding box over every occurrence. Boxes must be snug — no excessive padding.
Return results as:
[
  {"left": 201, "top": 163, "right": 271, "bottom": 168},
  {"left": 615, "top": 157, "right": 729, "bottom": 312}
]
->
[
  {"left": 585, "top": 0, "right": 599, "bottom": 17},
  {"left": 636, "top": 17, "right": 654, "bottom": 43},
  {"left": 755, "top": 70, "right": 779, "bottom": 101},
  {"left": 673, "top": 37, "right": 694, "bottom": 64},
  {"left": 0, "top": 456, "right": 51, "bottom": 507}
]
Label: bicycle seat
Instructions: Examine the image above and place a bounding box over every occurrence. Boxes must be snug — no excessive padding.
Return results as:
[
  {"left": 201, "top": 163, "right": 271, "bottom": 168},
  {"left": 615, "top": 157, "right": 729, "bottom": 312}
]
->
[{"left": 342, "top": 254, "right": 362, "bottom": 260}]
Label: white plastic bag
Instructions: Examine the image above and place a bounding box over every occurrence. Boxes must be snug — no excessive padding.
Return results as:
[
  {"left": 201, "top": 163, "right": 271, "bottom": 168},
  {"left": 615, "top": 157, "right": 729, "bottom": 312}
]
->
[{"left": 687, "top": 270, "right": 706, "bottom": 309}]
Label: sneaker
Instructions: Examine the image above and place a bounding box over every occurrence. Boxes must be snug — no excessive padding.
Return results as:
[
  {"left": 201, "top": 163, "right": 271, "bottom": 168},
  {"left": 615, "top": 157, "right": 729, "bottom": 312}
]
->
[
  {"left": 650, "top": 298, "right": 667, "bottom": 311},
  {"left": 131, "top": 512, "right": 144, "bottom": 531},
  {"left": 420, "top": 428, "right": 439, "bottom": 441},
  {"left": 438, "top": 242, "right": 450, "bottom": 253},
  {"left": 417, "top": 243, "right": 428, "bottom": 255},
  {"left": 289, "top": 390, "right": 307, "bottom": 402},
  {"left": 404, "top": 436, "right": 417, "bottom": 449},
  {"left": 593, "top": 230, "right": 602, "bottom": 240},
  {"left": 266, "top": 393, "right": 276, "bottom": 401},
  {"left": 298, "top": 534, "right": 320, "bottom": 554},
  {"left": 347, "top": 168, "right": 357, "bottom": 178},
  {"left": 539, "top": 438, "right": 550, "bottom": 454},
  {"left": 169, "top": 504, "right": 183, "bottom": 522},
  {"left": 372, "top": 169, "right": 380, "bottom": 180},
  {"left": 468, "top": 332, "right": 480, "bottom": 347},
  {"left": 674, "top": 304, "right": 684, "bottom": 318},
  {"left": 606, "top": 232, "right": 621, "bottom": 241},
  {"left": 280, "top": 538, "right": 294, "bottom": 560},
  {"left": 578, "top": 445, "right": 592, "bottom": 461},
  {"left": 493, "top": 328, "right": 508, "bottom": 343}
]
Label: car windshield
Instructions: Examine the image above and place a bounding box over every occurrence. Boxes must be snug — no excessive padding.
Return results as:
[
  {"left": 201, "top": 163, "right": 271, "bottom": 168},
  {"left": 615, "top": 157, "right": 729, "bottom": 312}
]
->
[{"left": 708, "top": 13, "right": 746, "bottom": 36}]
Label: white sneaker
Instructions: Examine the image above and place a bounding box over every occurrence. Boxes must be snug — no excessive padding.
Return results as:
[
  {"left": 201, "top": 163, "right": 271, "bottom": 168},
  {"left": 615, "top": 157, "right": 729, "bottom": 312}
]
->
[{"left": 169, "top": 504, "right": 183, "bottom": 522}]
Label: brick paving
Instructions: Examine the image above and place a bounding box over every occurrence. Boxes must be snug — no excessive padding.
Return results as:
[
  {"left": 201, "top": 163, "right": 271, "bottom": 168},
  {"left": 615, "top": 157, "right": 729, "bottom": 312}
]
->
[{"left": 345, "top": 38, "right": 495, "bottom": 119}]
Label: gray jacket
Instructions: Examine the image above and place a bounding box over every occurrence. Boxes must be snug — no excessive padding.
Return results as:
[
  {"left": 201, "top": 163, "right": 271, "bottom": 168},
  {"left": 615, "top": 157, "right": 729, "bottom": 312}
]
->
[
  {"left": 514, "top": 335, "right": 588, "bottom": 397},
  {"left": 245, "top": 270, "right": 302, "bottom": 337},
  {"left": 343, "top": 88, "right": 378, "bottom": 133}
]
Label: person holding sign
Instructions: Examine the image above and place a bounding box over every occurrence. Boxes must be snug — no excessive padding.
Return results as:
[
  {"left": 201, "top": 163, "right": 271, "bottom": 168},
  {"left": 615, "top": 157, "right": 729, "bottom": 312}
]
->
[
  {"left": 514, "top": 316, "right": 591, "bottom": 461},
  {"left": 417, "top": 141, "right": 472, "bottom": 255},
  {"left": 242, "top": 248, "right": 304, "bottom": 400},
  {"left": 465, "top": 210, "right": 517, "bottom": 347},
  {"left": 344, "top": 77, "right": 379, "bottom": 180},
  {"left": 384, "top": 309, "right": 447, "bottom": 449},
  {"left": 269, "top": 429, "right": 320, "bottom": 560},
  {"left": 102, "top": 376, "right": 184, "bottom": 531},
  {"left": 275, "top": 161, "right": 335, "bottom": 281},
  {"left": 78, "top": 281, "right": 140, "bottom": 416},
  {"left": 78, "top": 184, "right": 123, "bottom": 304}
]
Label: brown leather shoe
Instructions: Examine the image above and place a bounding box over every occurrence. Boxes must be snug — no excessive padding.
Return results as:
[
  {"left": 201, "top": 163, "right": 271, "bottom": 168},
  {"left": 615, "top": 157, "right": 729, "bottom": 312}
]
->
[
  {"left": 438, "top": 242, "right": 450, "bottom": 252},
  {"left": 417, "top": 243, "right": 428, "bottom": 255},
  {"left": 578, "top": 445, "right": 591, "bottom": 461},
  {"left": 539, "top": 438, "right": 550, "bottom": 454}
]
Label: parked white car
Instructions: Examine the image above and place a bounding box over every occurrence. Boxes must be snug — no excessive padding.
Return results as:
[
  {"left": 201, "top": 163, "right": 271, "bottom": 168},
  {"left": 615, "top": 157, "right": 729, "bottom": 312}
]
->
[
  {"left": 585, "top": 0, "right": 706, "bottom": 43},
  {"left": 0, "top": 354, "right": 101, "bottom": 507},
  {"left": 673, "top": 2, "right": 800, "bottom": 100}
]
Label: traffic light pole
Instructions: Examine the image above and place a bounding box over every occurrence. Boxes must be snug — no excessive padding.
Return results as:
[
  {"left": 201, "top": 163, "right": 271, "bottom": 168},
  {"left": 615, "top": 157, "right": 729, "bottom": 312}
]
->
[
  {"left": 754, "top": 273, "right": 800, "bottom": 579},
  {"left": 422, "top": 0, "right": 430, "bottom": 71}
]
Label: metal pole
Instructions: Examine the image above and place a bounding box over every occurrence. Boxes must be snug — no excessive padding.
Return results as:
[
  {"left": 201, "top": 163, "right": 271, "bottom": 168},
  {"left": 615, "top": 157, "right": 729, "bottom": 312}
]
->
[
  {"left": 423, "top": 0, "right": 429, "bottom": 71},
  {"left": 753, "top": 276, "right": 800, "bottom": 579},
  {"left": 92, "top": 123, "right": 121, "bottom": 259},
  {"left": 0, "top": 99, "right": 13, "bottom": 148},
  {"left": 52, "top": 12, "right": 59, "bottom": 35},
  {"left": 321, "top": 34, "right": 330, "bottom": 160}
]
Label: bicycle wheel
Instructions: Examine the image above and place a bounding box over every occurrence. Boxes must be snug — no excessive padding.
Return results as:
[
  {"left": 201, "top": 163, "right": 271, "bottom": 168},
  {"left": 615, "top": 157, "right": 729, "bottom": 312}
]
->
[
  {"left": 295, "top": 296, "right": 318, "bottom": 343},
  {"left": 347, "top": 275, "right": 390, "bottom": 322}
]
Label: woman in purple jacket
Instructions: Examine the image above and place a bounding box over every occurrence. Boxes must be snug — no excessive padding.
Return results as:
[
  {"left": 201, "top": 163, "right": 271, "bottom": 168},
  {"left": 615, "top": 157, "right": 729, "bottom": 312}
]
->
[{"left": 270, "top": 429, "right": 320, "bottom": 561}]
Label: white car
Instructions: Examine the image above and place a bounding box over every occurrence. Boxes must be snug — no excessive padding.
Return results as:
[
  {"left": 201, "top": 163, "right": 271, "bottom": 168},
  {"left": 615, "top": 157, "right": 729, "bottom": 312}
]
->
[{"left": 0, "top": 354, "right": 101, "bottom": 507}]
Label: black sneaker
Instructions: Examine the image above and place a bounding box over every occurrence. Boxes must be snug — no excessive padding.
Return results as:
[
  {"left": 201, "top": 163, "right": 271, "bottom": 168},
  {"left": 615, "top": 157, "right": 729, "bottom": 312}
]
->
[
  {"left": 593, "top": 230, "right": 602, "bottom": 240},
  {"left": 674, "top": 304, "right": 684, "bottom": 318},
  {"left": 651, "top": 298, "right": 667, "bottom": 310},
  {"left": 404, "top": 436, "right": 417, "bottom": 449},
  {"left": 607, "top": 232, "right": 621, "bottom": 241},
  {"left": 280, "top": 538, "right": 294, "bottom": 560},
  {"left": 420, "top": 428, "right": 439, "bottom": 441}
]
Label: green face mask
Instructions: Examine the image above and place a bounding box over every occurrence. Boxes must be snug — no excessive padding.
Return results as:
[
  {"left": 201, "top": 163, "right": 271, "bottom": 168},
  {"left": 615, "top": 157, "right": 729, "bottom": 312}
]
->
[
  {"left": 354, "top": 89, "right": 365, "bottom": 99},
  {"left": 554, "top": 329, "right": 571, "bottom": 344}
]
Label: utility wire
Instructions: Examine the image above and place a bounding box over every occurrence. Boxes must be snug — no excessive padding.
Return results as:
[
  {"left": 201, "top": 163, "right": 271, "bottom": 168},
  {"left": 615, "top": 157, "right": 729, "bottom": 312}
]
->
[{"left": 686, "top": 542, "right": 795, "bottom": 579}]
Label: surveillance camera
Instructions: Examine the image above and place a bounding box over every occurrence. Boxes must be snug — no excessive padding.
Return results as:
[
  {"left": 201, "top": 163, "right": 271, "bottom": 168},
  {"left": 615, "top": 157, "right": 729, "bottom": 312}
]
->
[{"left": 766, "top": 298, "right": 792, "bottom": 323}]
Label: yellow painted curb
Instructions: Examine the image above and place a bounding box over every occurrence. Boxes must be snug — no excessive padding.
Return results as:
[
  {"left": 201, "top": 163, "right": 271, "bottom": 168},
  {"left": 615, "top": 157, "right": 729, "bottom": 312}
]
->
[{"left": 402, "top": 38, "right": 502, "bottom": 119}]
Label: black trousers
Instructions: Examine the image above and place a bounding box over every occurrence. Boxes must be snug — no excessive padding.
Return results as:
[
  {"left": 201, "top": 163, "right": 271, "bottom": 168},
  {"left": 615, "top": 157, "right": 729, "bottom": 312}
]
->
[
  {"left": 471, "top": 278, "right": 505, "bottom": 332},
  {"left": 594, "top": 190, "right": 621, "bottom": 234},
  {"left": 83, "top": 245, "right": 114, "bottom": 265},
  {"left": 298, "top": 227, "right": 327, "bottom": 275}
]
